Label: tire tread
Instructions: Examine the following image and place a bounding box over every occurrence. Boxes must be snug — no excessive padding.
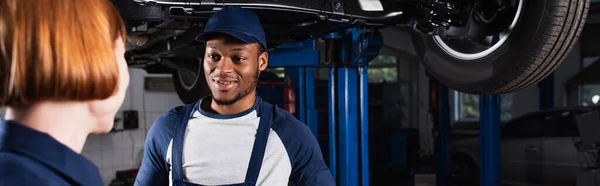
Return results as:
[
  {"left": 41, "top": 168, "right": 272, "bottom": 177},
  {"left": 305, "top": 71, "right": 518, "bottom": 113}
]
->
[{"left": 493, "top": 0, "right": 589, "bottom": 93}]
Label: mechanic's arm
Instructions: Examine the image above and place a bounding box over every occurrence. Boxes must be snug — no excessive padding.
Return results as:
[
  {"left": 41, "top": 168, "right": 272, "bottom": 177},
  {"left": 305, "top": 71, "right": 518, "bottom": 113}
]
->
[
  {"left": 288, "top": 123, "right": 336, "bottom": 186},
  {"left": 134, "top": 110, "right": 179, "bottom": 186}
]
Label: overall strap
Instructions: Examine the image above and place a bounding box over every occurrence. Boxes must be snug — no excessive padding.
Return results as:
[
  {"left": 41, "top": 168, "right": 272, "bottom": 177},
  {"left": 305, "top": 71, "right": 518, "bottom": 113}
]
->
[
  {"left": 171, "top": 103, "right": 197, "bottom": 182},
  {"left": 243, "top": 100, "right": 275, "bottom": 186}
]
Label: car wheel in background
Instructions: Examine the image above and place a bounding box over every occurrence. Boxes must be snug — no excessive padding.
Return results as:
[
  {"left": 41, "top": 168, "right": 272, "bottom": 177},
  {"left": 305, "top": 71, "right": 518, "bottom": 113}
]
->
[
  {"left": 412, "top": 0, "right": 590, "bottom": 94},
  {"left": 172, "top": 60, "right": 210, "bottom": 104}
]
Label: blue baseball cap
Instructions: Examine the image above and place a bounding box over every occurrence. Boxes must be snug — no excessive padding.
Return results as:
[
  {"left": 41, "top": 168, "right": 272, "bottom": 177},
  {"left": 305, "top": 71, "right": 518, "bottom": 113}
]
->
[{"left": 195, "top": 6, "right": 267, "bottom": 49}]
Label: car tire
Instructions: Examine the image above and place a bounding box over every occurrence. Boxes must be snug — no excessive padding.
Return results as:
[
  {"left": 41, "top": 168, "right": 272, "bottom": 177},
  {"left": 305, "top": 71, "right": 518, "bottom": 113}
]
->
[
  {"left": 451, "top": 156, "right": 480, "bottom": 186},
  {"left": 411, "top": 0, "right": 590, "bottom": 94},
  {"left": 172, "top": 64, "right": 210, "bottom": 104}
]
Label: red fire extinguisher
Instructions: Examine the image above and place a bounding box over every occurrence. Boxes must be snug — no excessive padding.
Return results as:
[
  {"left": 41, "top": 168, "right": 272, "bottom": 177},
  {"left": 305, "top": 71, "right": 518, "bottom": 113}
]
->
[{"left": 284, "top": 76, "right": 296, "bottom": 116}]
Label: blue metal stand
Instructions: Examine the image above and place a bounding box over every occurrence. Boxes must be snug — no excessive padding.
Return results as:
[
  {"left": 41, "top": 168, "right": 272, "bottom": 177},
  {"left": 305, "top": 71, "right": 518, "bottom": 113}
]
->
[
  {"left": 478, "top": 35, "right": 503, "bottom": 186},
  {"left": 284, "top": 67, "right": 318, "bottom": 136},
  {"left": 269, "top": 41, "right": 320, "bottom": 137},
  {"left": 328, "top": 67, "right": 338, "bottom": 179},
  {"left": 433, "top": 79, "right": 451, "bottom": 186},
  {"left": 538, "top": 74, "right": 555, "bottom": 109},
  {"left": 265, "top": 28, "right": 381, "bottom": 186},
  {"left": 479, "top": 94, "right": 502, "bottom": 186},
  {"left": 359, "top": 63, "right": 369, "bottom": 186},
  {"left": 324, "top": 28, "right": 382, "bottom": 186},
  {"left": 337, "top": 67, "right": 360, "bottom": 186}
]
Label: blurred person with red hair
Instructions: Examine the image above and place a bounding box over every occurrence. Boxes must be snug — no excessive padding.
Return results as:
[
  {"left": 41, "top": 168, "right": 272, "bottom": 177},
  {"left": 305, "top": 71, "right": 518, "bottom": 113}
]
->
[{"left": 0, "top": 0, "right": 129, "bottom": 185}]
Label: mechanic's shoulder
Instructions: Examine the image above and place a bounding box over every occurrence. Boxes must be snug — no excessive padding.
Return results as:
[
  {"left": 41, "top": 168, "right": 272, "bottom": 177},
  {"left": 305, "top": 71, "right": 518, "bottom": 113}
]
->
[
  {"left": 270, "top": 106, "right": 314, "bottom": 139},
  {"left": 146, "top": 104, "right": 189, "bottom": 139},
  {"left": 0, "top": 153, "right": 62, "bottom": 185}
]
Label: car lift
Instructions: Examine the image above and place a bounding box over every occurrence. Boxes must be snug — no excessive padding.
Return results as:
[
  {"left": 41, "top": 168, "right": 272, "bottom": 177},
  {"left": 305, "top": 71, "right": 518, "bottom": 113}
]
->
[
  {"left": 264, "top": 28, "right": 383, "bottom": 186},
  {"left": 265, "top": 26, "right": 554, "bottom": 186},
  {"left": 432, "top": 77, "right": 503, "bottom": 186},
  {"left": 538, "top": 74, "right": 554, "bottom": 109},
  {"left": 434, "top": 38, "right": 504, "bottom": 186}
]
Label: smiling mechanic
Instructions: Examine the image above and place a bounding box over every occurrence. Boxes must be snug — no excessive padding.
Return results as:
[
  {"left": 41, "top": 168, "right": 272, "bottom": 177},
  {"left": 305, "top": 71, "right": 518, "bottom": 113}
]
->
[{"left": 134, "top": 6, "right": 336, "bottom": 186}]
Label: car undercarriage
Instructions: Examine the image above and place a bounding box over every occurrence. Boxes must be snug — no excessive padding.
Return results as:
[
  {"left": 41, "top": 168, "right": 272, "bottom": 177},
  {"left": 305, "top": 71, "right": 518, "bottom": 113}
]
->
[
  {"left": 113, "top": 0, "right": 590, "bottom": 101},
  {"left": 122, "top": 0, "right": 516, "bottom": 56}
]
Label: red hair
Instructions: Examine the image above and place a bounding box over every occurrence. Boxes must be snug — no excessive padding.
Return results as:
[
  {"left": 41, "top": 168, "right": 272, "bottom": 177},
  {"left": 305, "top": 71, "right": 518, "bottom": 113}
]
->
[{"left": 0, "top": 0, "right": 127, "bottom": 106}]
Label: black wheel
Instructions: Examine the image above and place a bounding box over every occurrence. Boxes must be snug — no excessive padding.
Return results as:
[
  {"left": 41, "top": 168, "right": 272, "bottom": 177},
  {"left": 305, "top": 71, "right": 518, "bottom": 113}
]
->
[
  {"left": 451, "top": 156, "right": 480, "bottom": 186},
  {"left": 412, "top": 0, "right": 590, "bottom": 94},
  {"left": 172, "top": 59, "right": 210, "bottom": 104}
]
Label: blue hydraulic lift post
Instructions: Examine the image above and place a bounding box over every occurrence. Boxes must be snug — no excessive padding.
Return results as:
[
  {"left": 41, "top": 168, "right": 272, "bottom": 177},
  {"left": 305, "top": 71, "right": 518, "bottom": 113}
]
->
[
  {"left": 277, "top": 40, "right": 319, "bottom": 136},
  {"left": 352, "top": 28, "right": 382, "bottom": 186},
  {"left": 325, "top": 28, "right": 381, "bottom": 186},
  {"left": 355, "top": 30, "right": 380, "bottom": 186},
  {"left": 479, "top": 94, "right": 502, "bottom": 186},
  {"left": 305, "top": 67, "right": 318, "bottom": 136},
  {"left": 336, "top": 29, "right": 360, "bottom": 186},
  {"left": 323, "top": 32, "right": 341, "bottom": 180},
  {"left": 538, "top": 74, "right": 555, "bottom": 109},
  {"left": 480, "top": 35, "right": 502, "bottom": 186},
  {"left": 337, "top": 66, "right": 360, "bottom": 186},
  {"left": 359, "top": 60, "right": 369, "bottom": 186},
  {"left": 435, "top": 81, "right": 451, "bottom": 186},
  {"left": 328, "top": 67, "right": 337, "bottom": 179}
]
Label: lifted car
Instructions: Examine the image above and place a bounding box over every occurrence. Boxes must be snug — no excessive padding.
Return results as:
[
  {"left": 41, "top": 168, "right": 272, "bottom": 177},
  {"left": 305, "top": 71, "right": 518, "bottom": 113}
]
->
[{"left": 112, "top": 0, "right": 590, "bottom": 103}]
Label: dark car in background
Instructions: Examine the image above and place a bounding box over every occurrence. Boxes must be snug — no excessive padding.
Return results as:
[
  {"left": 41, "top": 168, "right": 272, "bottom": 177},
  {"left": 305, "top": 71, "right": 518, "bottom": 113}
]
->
[
  {"left": 451, "top": 106, "right": 599, "bottom": 186},
  {"left": 450, "top": 120, "right": 509, "bottom": 141}
]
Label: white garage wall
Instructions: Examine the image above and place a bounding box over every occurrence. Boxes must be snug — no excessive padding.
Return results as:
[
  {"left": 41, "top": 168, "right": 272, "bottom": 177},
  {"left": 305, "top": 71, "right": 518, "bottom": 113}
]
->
[{"left": 81, "top": 68, "right": 184, "bottom": 185}]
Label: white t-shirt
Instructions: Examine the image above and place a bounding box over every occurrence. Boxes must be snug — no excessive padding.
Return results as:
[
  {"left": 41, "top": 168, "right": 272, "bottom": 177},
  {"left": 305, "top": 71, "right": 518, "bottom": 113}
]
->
[{"left": 134, "top": 96, "right": 336, "bottom": 186}]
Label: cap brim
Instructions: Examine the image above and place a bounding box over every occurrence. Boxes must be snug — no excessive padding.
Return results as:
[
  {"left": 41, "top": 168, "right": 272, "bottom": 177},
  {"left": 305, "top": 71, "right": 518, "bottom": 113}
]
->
[{"left": 195, "top": 29, "right": 260, "bottom": 45}]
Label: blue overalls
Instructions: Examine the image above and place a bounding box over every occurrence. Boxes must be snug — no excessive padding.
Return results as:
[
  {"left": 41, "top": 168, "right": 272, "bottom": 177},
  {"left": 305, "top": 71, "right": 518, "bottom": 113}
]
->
[
  {"left": 0, "top": 120, "right": 104, "bottom": 186},
  {"left": 170, "top": 98, "right": 275, "bottom": 186}
]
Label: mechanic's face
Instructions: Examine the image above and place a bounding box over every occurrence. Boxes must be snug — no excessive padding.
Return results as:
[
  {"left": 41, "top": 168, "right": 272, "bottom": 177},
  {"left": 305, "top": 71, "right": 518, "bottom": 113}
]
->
[{"left": 204, "top": 36, "right": 268, "bottom": 106}]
